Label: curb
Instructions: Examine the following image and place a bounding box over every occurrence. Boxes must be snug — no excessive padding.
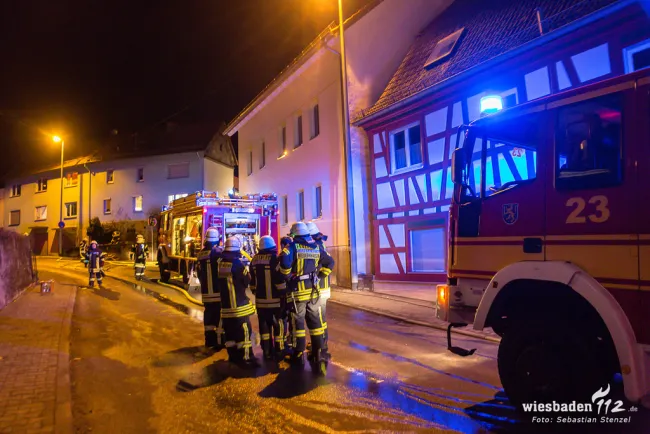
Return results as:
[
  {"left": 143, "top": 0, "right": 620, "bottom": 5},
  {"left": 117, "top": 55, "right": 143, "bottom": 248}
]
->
[
  {"left": 332, "top": 287, "right": 435, "bottom": 309},
  {"left": 54, "top": 279, "right": 76, "bottom": 434},
  {"left": 327, "top": 298, "right": 501, "bottom": 343}
]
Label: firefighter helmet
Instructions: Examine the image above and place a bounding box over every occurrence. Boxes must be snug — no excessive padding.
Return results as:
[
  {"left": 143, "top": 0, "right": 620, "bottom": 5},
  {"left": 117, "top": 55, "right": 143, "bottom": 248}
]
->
[
  {"left": 258, "top": 235, "right": 276, "bottom": 250},
  {"left": 136, "top": 234, "right": 145, "bottom": 243},
  {"left": 205, "top": 228, "right": 220, "bottom": 243},
  {"left": 290, "top": 222, "right": 309, "bottom": 237},
  {"left": 90, "top": 240, "right": 98, "bottom": 247},
  {"left": 225, "top": 236, "right": 241, "bottom": 252},
  {"left": 306, "top": 221, "right": 320, "bottom": 236}
]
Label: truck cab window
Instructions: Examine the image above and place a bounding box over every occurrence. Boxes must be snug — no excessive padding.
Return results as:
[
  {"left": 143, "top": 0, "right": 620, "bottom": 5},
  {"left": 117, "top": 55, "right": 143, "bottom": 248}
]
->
[{"left": 555, "top": 93, "right": 622, "bottom": 190}]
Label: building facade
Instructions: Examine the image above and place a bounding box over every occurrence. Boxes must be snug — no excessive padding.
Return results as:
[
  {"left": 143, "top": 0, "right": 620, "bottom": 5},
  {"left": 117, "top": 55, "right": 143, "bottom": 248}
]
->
[
  {"left": 354, "top": 0, "right": 650, "bottom": 285},
  {"left": 2, "top": 129, "right": 236, "bottom": 255},
  {"left": 225, "top": 0, "right": 452, "bottom": 287}
]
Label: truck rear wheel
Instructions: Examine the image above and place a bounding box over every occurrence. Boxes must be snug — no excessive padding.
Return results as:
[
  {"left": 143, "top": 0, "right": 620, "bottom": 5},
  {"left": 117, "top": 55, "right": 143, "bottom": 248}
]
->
[
  {"left": 159, "top": 263, "right": 170, "bottom": 283},
  {"left": 497, "top": 321, "right": 608, "bottom": 409}
]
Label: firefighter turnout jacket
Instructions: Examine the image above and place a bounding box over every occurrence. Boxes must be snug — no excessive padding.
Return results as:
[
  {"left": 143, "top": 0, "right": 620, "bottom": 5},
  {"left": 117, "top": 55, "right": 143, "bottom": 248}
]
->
[
  {"left": 216, "top": 251, "right": 255, "bottom": 318},
  {"left": 313, "top": 238, "right": 334, "bottom": 298},
  {"left": 279, "top": 235, "right": 334, "bottom": 302},
  {"left": 250, "top": 248, "right": 286, "bottom": 309},
  {"left": 197, "top": 245, "right": 223, "bottom": 303}
]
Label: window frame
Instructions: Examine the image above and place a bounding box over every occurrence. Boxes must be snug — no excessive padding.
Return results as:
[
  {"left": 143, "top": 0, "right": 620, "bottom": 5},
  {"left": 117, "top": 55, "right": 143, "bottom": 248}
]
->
[
  {"left": 107, "top": 169, "right": 115, "bottom": 184},
  {"left": 281, "top": 195, "right": 289, "bottom": 226},
  {"left": 423, "top": 28, "right": 465, "bottom": 69},
  {"left": 279, "top": 125, "right": 287, "bottom": 158},
  {"left": 259, "top": 142, "right": 266, "bottom": 169},
  {"left": 34, "top": 205, "right": 47, "bottom": 222},
  {"left": 623, "top": 39, "right": 650, "bottom": 73},
  {"left": 247, "top": 150, "right": 253, "bottom": 176},
  {"left": 296, "top": 190, "right": 305, "bottom": 221},
  {"left": 103, "top": 198, "right": 112, "bottom": 215},
  {"left": 10, "top": 184, "right": 21, "bottom": 197},
  {"left": 310, "top": 104, "right": 320, "bottom": 139},
  {"left": 64, "top": 202, "right": 78, "bottom": 219},
  {"left": 133, "top": 195, "right": 143, "bottom": 213},
  {"left": 64, "top": 172, "right": 79, "bottom": 188},
  {"left": 408, "top": 225, "right": 447, "bottom": 273},
  {"left": 313, "top": 185, "right": 322, "bottom": 219},
  {"left": 137, "top": 167, "right": 144, "bottom": 182},
  {"left": 294, "top": 115, "right": 303, "bottom": 149},
  {"left": 389, "top": 122, "right": 424, "bottom": 175},
  {"left": 9, "top": 210, "right": 20, "bottom": 226},
  {"left": 36, "top": 178, "right": 48, "bottom": 193}
]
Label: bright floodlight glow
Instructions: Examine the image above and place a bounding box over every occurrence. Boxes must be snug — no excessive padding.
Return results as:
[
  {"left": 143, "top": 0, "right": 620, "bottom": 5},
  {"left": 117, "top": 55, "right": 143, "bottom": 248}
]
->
[
  {"left": 228, "top": 189, "right": 234, "bottom": 195},
  {"left": 52, "top": 135, "right": 62, "bottom": 143},
  {"left": 480, "top": 95, "right": 503, "bottom": 114}
]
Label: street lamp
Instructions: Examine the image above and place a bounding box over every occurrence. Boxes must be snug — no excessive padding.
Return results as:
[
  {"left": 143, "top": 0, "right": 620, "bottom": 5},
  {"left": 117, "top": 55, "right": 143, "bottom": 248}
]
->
[
  {"left": 333, "top": 0, "right": 358, "bottom": 289},
  {"left": 53, "top": 135, "right": 64, "bottom": 256}
]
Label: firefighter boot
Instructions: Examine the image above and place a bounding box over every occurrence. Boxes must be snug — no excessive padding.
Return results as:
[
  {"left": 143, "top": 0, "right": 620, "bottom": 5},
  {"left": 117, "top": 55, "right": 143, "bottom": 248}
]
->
[
  {"left": 308, "top": 348, "right": 328, "bottom": 376},
  {"left": 290, "top": 351, "right": 305, "bottom": 369}
]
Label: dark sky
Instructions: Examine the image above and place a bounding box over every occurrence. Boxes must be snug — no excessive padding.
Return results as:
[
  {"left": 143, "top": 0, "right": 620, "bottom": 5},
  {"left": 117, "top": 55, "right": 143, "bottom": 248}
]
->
[{"left": 0, "top": 0, "right": 371, "bottom": 178}]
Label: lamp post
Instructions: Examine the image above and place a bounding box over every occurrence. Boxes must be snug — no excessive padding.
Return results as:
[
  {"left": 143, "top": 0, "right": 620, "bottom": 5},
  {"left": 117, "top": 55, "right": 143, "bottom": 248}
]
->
[
  {"left": 53, "top": 136, "right": 64, "bottom": 256},
  {"left": 335, "top": 0, "right": 358, "bottom": 289}
]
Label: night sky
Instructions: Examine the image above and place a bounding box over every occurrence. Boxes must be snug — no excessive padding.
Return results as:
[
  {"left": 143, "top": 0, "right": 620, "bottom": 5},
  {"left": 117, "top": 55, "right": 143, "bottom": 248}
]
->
[{"left": 0, "top": 0, "right": 371, "bottom": 180}]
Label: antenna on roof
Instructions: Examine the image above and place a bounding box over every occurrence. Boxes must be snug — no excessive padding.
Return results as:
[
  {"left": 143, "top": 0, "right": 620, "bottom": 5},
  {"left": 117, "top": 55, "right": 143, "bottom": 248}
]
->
[{"left": 536, "top": 7, "right": 546, "bottom": 35}]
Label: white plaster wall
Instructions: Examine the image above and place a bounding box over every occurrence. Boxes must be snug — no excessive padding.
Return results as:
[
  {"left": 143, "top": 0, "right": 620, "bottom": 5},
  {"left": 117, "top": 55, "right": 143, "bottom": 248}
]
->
[{"left": 203, "top": 158, "right": 234, "bottom": 197}]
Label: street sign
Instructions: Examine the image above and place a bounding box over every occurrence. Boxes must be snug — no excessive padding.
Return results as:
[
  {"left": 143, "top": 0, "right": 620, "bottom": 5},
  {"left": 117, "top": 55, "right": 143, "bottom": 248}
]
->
[
  {"left": 148, "top": 217, "right": 157, "bottom": 227},
  {"left": 58, "top": 221, "right": 65, "bottom": 229}
]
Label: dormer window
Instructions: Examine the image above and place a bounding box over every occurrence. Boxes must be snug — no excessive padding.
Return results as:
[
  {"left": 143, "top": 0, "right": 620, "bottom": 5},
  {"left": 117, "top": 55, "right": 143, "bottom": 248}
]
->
[{"left": 424, "top": 28, "right": 465, "bottom": 70}]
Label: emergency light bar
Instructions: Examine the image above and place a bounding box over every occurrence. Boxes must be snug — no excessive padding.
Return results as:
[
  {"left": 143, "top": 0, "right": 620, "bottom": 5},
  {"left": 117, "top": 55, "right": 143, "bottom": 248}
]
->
[{"left": 480, "top": 95, "right": 503, "bottom": 115}]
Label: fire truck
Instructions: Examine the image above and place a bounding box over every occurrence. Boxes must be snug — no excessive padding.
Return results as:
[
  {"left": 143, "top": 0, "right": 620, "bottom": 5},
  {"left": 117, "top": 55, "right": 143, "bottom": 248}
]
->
[
  {"left": 157, "top": 191, "right": 279, "bottom": 285},
  {"left": 438, "top": 69, "right": 650, "bottom": 409}
]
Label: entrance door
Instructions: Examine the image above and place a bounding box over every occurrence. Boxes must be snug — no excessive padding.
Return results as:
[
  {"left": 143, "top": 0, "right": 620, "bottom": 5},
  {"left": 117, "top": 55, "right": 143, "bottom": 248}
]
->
[{"left": 544, "top": 84, "right": 641, "bottom": 338}]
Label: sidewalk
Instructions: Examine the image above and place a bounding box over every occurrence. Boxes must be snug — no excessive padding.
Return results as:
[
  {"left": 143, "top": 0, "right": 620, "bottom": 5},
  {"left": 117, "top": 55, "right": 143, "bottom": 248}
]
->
[
  {"left": 0, "top": 280, "right": 75, "bottom": 434},
  {"left": 329, "top": 287, "right": 500, "bottom": 343}
]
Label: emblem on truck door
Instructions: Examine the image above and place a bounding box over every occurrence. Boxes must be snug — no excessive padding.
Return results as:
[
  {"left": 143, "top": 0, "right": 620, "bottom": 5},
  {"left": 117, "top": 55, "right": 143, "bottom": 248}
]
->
[{"left": 502, "top": 203, "right": 519, "bottom": 225}]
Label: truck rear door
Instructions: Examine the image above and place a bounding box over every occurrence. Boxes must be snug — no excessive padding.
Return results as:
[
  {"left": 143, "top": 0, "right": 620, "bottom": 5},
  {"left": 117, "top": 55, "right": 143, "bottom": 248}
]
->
[{"left": 544, "top": 81, "right": 642, "bottom": 337}]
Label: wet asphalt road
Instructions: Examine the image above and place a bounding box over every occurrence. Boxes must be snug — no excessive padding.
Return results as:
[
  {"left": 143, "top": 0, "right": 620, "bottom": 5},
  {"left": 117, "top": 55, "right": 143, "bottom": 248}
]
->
[{"left": 38, "top": 260, "right": 650, "bottom": 434}]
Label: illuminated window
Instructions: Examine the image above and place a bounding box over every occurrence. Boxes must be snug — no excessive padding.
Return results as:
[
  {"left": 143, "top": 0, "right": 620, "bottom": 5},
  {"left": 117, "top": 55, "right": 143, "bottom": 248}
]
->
[
  {"left": 107, "top": 170, "right": 114, "bottom": 184},
  {"left": 36, "top": 178, "right": 48, "bottom": 193},
  {"left": 310, "top": 104, "right": 320, "bottom": 139},
  {"left": 10, "top": 184, "right": 21, "bottom": 197},
  {"left": 35, "top": 206, "right": 47, "bottom": 221},
  {"left": 65, "top": 202, "right": 78, "bottom": 218},
  {"left": 137, "top": 167, "right": 144, "bottom": 182},
  {"left": 64, "top": 172, "right": 79, "bottom": 188},
  {"left": 281, "top": 195, "right": 288, "bottom": 225},
  {"left": 423, "top": 28, "right": 464, "bottom": 70},
  {"left": 297, "top": 190, "right": 304, "bottom": 221},
  {"left": 313, "top": 185, "right": 322, "bottom": 219},
  {"left": 133, "top": 196, "right": 143, "bottom": 212},
  {"left": 624, "top": 39, "right": 650, "bottom": 73},
  {"left": 295, "top": 115, "right": 303, "bottom": 148},
  {"left": 389, "top": 123, "right": 422, "bottom": 174},
  {"left": 104, "top": 199, "right": 111, "bottom": 215},
  {"left": 260, "top": 142, "right": 266, "bottom": 169},
  {"left": 167, "top": 162, "right": 189, "bottom": 179},
  {"left": 410, "top": 228, "right": 446, "bottom": 272},
  {"left": 168, "top": 193, "right": 188, "bottom": 204},
  {"left": 9, "top": 210, "right": 20, "bottom": 226}
]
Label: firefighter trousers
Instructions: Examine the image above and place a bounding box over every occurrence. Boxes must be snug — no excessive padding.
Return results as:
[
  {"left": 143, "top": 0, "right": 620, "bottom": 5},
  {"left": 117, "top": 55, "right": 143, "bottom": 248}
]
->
[
  {"left": 223, "top": 316, "right": 255, "bottom": 362},
  {"left": 88, "top": 271, "right": 103, "bottom": 287},
  {"left": 203, "top": 302, "right": 224, "bottom": 349},
  {"left": 290, "top": 298, "right": 327, "bottom": 358},
  {"left": 134, "top": 260, "right": 146, "bottom": 279},
  {"left": 257, "top": 307, "right": 286, "bottom": 357}
]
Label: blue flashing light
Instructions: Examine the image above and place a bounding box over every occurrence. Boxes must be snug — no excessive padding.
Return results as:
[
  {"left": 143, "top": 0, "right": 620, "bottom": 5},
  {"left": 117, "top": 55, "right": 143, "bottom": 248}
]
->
[{"left": 480, "top": 95, "right": 503, "bottom": 115}]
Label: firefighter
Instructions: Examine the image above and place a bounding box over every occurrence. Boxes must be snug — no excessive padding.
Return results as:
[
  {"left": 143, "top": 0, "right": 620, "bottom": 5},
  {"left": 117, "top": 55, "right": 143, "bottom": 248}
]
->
[
  {"left": 250, "top": 235, "right": 287, "bottom": 361},
  {"left": 196, "top": 228, "right": 224, "bottom": 350},
  {"left": 131, "top": 234, "right": 149, "bottom": 280},
  {"left": 306, "top": 221, "right": 333, "bottom": 355},
  {"left": 80, "top": 237, "right": 89, "bottom": 268},
  {"left": 279, "top": 236, "right": 294, "bottom": 354},
  {"left": 86, "top": 240, "right": 105, "bottom": 287},
  {"left": 279, "top": 222, "right": 334, "bottom": 374},
  {"left": 216, "top": 236, "right": 258, "bottom": 368}
]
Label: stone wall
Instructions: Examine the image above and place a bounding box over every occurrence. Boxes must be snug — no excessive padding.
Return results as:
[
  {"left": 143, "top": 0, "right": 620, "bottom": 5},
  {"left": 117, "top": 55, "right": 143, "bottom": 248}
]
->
[{"left": 0, "top": 230, "right": 35, "bottom": 310}]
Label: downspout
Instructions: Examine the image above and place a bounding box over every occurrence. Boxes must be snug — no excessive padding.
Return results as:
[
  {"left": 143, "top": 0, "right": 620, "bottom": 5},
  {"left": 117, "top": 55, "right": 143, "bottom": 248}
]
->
[{"left": 84, "top": 163, "right": 92, "bottom": 237}]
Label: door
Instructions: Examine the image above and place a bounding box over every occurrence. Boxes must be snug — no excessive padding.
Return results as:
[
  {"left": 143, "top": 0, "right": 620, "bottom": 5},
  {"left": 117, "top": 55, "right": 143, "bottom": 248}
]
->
[
  {"left": 545, "top": 85, "right": 642, "bottom": 339},
  {"left": 636, "top": 78, "right": 650, "bottom": 344}
]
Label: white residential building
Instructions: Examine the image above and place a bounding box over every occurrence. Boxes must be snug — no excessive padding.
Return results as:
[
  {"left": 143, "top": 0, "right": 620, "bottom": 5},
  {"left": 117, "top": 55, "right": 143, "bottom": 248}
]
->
[
  {"left": 224, "top": 0, "right": 453, "bottom": 287},
  {"left": 1, "top": 127, "right": 236, "bottom": 255}
]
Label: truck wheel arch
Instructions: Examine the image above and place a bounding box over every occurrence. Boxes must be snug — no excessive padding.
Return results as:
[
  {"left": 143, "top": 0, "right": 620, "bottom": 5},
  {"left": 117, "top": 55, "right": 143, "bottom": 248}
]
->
[{"left": 473, "top": 260, "right": 646, "bottom": 403}]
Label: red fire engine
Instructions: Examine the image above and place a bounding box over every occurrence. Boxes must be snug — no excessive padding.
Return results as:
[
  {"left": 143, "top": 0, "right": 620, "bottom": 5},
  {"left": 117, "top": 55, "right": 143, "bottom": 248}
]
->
[
  {"left": 438, "top": 69, "right": 650, "bottom": 409},
  {"left": 157, "top": 191, "right": 279, "bottom": 285}
]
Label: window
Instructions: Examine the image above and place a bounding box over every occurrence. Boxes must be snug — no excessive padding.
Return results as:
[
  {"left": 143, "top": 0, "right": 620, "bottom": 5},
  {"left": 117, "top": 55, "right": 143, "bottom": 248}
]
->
[
  {"left": 410, "top": 228, "right": 446, "bottom": 272},
  {"left": 424, "top": 28, "right": 464, "bottom": 69},
  {"left": 555, "top": 93, "right": 622, "bottom": 191},
  {"left": 133, "top": 195, "right": 143, "bottom": 212},
  {"left": 260, "top": 142, "right": 266, "bottom": 169},
  {"left": 281, "top": 195, "right": 288, "bottom": 225},
  {"left": 279, "top": 126, "right": 287, "bottom": 157},
  {"left": 65, "top": 202, "right": 78, "bottom": 218},
  {"left": 10, "top": 184, "right": 21, "bottom": 197},
  {"left": 103, "top": 199, "right": 112, "bottom": 215},
  {"left": 297, "top": 190, "right": 305, "bottom": 221},
  {"left": 36, "top": 178, "right": 48, "bottom": 193},
  {"left": 64, "top": 172, "right": 79, "bottom": 188},
  {"left": 167, "top": 162, "right": 190, "bottom": 179},
  {"left": 390, "top": 123, "right": 422, "bottom": 174},
  {"left": 167, "top": 193, "right": 188, "bottom": 204},
  {"left": 295, "top": 115, "right": 303, "bottom": 148},
  {"left": 624, "top": 39, "right": 650, "bottom": 73},
  {"left": 35, "top": 206, "right": 47, "bottom": 221},
  {"left": 107, "top": 170, "right": 115, "bottom": 184},
  {"left": 313, "top": 185, "right": 322, "bottom": 219},
  {"left": 247, "top": 150, "right": 253, "bottom": 176},
  {"left": 310, "top": 104, "right": 320, "bottom": 139},
  {"left": 137, "top": 167, "right": 144, "bottom": 182},
  {"left": 9, "top": 210, "right": 20, "bottom": 226}
]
